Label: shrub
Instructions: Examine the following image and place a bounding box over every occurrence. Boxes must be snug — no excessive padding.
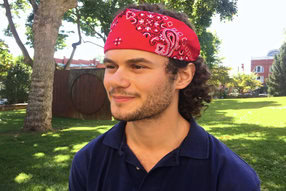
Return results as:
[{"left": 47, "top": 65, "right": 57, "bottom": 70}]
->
[{"left": 0, "top": 57, "right": 32, "bottom": 104}]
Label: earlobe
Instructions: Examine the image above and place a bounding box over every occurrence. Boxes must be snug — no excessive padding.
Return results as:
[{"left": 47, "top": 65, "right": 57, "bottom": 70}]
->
[{"left": 175, "top": 63, "right": 196, "bottom": 90}]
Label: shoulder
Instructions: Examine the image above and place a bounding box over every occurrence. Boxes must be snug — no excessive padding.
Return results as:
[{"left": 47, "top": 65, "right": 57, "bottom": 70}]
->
[
  {"left": 69, "top": 122, "right": 124, "bottom": 190},
  {"left": 207, "top": 133, "right": 260, "bottom": 190},
  {"left": 72, "top": 121, "right": 124, "bottom": 164}
]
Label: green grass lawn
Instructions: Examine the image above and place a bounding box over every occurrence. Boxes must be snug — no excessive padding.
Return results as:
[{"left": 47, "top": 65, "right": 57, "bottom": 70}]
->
[{"left": 0, "top": 97, "right": 286, "bottom": 191}]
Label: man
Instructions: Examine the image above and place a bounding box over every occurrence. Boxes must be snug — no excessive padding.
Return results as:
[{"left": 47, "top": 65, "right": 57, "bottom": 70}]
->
[{"left": 69, "top": 4, "right": 260, "bottom": 191}]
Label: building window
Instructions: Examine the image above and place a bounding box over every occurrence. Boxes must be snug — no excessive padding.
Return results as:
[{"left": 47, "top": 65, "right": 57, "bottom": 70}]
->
[
  {"left": 257, "top": 76, "right": 264, "bottom": 83},
  {"left": 269, "top": 66, "right": 272, "bottom": 73},
  {"left": 255, "top": 66, "right": 264, "bottom": 73}
]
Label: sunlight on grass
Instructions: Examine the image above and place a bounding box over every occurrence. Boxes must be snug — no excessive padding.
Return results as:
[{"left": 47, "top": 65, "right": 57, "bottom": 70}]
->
[
  {"left": 33, "top": 152, "right": 45, "bottom": 159},
  {"left": 51, "top": 133, "right": 60, "bottom": 137},
  {"left": 209, "top": 97, "right": 286, "bottom": 128},
  {"left": 54, "top": 146, "right": 69, "bottom": 152},
  {"left": 14, "top": 172, "right": 32, "bottom": 184},
  {"left": 61, "top": 125, "right": 110, "bottom": 133},
  {"left": 41, "top": 132, "right": 53, "bottom": 137},
  {"left": 41, "top": 132, "right": 61, "bottom": 138},
  {"left": 71, "top": 142, "right": 89, "bottom": 153},
  {"left": 97, "top": 126, "right": 111, "bottom": 133},
  {"left": 54, "top": 154, "right": 70, "bottom": 163},
  {"left": 61, "top": 127, "right": 99, "bottom": 131},
  {"left": 1, "top": 97, "right": 286, "bottom": 191}
]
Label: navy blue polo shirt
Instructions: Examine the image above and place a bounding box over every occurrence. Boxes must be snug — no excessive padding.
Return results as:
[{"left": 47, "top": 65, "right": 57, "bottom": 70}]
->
[{"left": 69, "top": 119, "right": 260, "bottom": 191}]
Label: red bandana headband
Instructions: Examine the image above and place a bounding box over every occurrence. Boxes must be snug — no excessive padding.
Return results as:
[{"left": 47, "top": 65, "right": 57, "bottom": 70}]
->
[{"left": 104, "top": 9, "right": 200, "bottom": 62}]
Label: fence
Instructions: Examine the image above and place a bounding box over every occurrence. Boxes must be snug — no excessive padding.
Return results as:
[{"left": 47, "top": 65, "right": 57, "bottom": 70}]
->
[{"left": 52, "top": 69, "right": 111, "bottom": 120}]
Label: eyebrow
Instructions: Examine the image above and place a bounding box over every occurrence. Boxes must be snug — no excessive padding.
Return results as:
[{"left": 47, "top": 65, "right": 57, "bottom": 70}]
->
[
  {"left": 125, "top": 58, "right": 154, "bottom": 65},
  {"left": 103, "top": 58, "right": 116, "bottom": 65},
  {"left": 103, "top": 57, "right": 154, "bottom": 65}
]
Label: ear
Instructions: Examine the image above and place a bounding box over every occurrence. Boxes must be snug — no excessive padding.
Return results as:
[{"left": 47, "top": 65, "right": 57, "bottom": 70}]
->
[{"left": 175, "top": 63, "right": 195, "bottom": 90}]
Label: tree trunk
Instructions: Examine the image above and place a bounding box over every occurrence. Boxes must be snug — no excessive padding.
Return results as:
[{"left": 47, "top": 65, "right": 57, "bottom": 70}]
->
[
  {"left": 3, "top": 0, "right": 33, "bottom": 67},
  {"left": 23, "top": 0, "right": 77, "bottom": 131}
]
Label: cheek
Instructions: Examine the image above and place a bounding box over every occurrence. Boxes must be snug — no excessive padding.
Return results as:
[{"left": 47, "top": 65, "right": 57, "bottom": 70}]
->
[
  {"left": 103, "top": 74, "right": 110, "bottom": 91},
  {"left": 137, "top": 77, "right": 165, "bottom": 94}
]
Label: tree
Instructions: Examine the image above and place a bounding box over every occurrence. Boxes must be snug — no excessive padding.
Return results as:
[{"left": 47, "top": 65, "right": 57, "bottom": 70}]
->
[
  {"left": 1, "top": 0, "right": 237, "bottom": 131},
  {"left": 24, "top": 0, "right": 77, "bottom": 131},
  {"left": 230, "top": 73, "right": 262, "bottom": 94},
  {"left": 209, "top": 65, "right": 233, "bottom": 98},
  {"left": 267, "top": 42, "right": 286, "bottom": 96},
  {"left": 1, "top": 56, "right": 31, "bottom": 104},
  {"left": 73, "top": 0, "right": 237, "bottom": 68},
  {"left": 2, "top": 0, "right": 33, "bottom": 66},
  {"left": 2, "top": 0, "right": 77, "bottom": 131},
  {"left": 0, "top": 40, "right": 13, "bottom": 81}
]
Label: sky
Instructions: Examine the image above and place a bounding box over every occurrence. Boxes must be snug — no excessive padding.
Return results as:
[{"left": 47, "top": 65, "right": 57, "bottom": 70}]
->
[
  {"left": 209, "top": 0, "right": 286, "bottom": 73},
  {"left": 1, "top": 0, "right": 286, "bottom": 74}
]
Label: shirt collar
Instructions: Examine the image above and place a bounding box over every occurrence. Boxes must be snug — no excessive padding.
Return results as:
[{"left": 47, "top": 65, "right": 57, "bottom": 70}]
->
[
  {"left": 178, "top": 118, "right": 209, "bottom": 159},
  {"left": 103, "top": 121, "right": 126, "bottom": 154},
  {"left": 102, "top": 119, "right": 209, "bottom": 159}
]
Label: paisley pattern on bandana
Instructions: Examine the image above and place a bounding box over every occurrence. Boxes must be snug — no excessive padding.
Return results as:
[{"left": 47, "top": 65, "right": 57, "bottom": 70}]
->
[{"left": 104, "top": 9, "right": 200, "bottom": 62}]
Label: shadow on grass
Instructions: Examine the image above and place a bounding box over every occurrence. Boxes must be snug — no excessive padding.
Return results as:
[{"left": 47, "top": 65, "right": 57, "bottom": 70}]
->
[
  {"left": 198, "top": 105, "right": 286, "bottom": 191},
  {"left": 211, "top": 99, "right": 282, "bottom": 110},
  {"left": 0, "top": 113, "right": 117, "bottom": 191},
  {"left": 0, "top": 110, "right": 26, "bottom": 134},
  {"left": 1, "top": 107, "right": 286, "bottom": 191},
  {"left": 207, "top": 123, "right": 286, "bottom": 191}
]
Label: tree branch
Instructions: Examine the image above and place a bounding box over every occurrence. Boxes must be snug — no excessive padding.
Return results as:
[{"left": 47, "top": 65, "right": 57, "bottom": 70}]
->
[
  {"left": 3, "top": 0, "right": 33, "bottom": 67},
  {"left": 85, "top": 22, "right": 106, "bottom": 42},
  {"left": 93, "top": 29, "right": 106, "bottom": 42},
  {"left": 69, "top": 11, "right": 106, "bottom": 42},
  {"left": 82, "top": 40, "right": 104, "bottom": 48},
  {"left": 28, "top": 0, "right": 38, "bottom": 13},
  {"left": 64, "top": 7, "right": 82, "bottom": 70}
]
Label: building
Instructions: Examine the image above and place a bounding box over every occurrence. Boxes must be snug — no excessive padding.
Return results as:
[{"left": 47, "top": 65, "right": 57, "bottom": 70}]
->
[
  {"left": 54, "top": 57, "right": 105, "bottom": 69},
  {"left": 251, "top": 49, "right": 279, "bottom": 84}
]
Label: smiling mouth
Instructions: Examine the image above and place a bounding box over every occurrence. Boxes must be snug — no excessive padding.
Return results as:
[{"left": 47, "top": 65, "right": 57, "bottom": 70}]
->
[{"left": 112, "top": 96, "right": 135, "bottom": 103}]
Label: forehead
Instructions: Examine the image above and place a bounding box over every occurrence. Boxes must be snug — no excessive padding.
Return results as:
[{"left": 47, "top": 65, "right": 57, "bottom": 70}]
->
[{"left": 104, "top": 49, "right": 169, "bottom": 64}]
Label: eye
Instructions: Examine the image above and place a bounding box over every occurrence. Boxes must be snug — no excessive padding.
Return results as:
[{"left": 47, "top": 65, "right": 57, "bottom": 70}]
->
[
  {"left": 104, "top": 63, "right": 116, "bottom": 69},
  {"left": 131, "top": 64, "right": 145, "bottom": 70}
]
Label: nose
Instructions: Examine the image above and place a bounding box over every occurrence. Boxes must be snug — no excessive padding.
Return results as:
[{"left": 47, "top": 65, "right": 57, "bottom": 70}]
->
[{"left": 104, "top": 67, "right": 130, "bottom": 89}]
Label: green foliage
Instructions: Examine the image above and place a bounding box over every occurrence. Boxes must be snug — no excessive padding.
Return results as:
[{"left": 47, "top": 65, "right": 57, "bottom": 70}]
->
[
  {"left": 70, "top": 0, "right": 135, "bottom": 43},
  {"left": 209, "top": 64, "right": 233, "bottom": 97},
  {"left": 11, "top": 0, "right": 30, "bottom": 13},
  {"left": 68, "top": 0, "right": 237, "bottom": 67},
  {"left": 267, "top": 43, "right": 286, "bottom": 96},
  {"left": 0, "top": 56, "right": 32, "bottom": 104},
  {"left": 199, "top": 31, "right": 222, "bottom": 67},
  {"left": 209, "top": 65, "right": 232, "bottom": 87},
  {"left": 147, "top": 0, "right": 237, "bottom": 66},
  {"left": 0, "top": 40, "right": 14, "bottom": 81},
  {"left": 2, "top": 0, "right": 237, "bottom": 67},
  {"left": 230, "top": 73, "right": 262, "bottom": 94}
]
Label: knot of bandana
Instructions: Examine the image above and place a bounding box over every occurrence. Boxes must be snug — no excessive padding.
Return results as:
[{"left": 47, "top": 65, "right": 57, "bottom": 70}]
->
[{"left": 104, "top": 9, "right": 200, "bottom": 62}]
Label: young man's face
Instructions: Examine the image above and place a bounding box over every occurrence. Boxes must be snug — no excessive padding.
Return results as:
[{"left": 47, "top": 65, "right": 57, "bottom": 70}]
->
[{"left": 103, "top": 49, "right": 177, "bottom": 121}]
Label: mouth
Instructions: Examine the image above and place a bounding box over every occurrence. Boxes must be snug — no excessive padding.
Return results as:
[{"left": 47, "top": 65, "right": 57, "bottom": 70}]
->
[{"left": 111, "top": 95, "right": 136, "bottom": 103}]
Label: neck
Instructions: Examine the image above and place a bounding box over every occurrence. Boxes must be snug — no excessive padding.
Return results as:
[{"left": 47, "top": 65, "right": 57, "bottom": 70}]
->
[{"left": 125, "top": 101, "right": 190, "bottom": 152}]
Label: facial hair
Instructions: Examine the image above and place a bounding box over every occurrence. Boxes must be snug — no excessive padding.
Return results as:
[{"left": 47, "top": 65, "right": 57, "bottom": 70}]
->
[{"left": 110, "top": 78, "right": 174, "bottom": 121}]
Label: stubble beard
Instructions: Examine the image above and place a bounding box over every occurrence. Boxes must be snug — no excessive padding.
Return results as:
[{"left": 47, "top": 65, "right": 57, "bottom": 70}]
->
[{"left": 112, "top": 79, "right": 174, "bottom": 122}]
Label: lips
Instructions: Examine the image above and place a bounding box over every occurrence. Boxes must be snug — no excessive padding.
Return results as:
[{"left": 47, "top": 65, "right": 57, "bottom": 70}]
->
[{"left": 112, "top": 95, "right": 135, "bottom": 103}]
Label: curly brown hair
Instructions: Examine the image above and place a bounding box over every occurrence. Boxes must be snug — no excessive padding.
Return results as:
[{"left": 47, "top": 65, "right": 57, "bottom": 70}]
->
[{"left": 121, "top": 3, "right": 213, "bottom": 120}]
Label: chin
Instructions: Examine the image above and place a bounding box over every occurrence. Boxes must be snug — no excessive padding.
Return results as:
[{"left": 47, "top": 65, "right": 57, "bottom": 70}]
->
[{"left": 111, "top": 111, "right": 138, "bottom": 121}]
